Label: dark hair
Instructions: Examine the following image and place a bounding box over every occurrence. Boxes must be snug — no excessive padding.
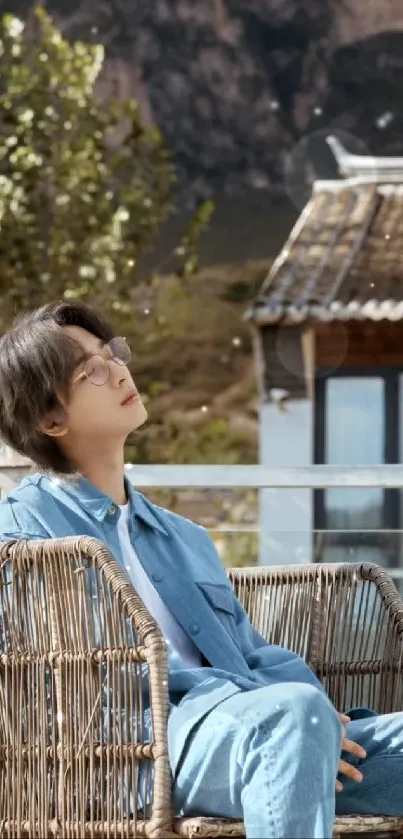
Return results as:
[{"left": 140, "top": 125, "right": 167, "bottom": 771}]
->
[{"left": 0, "top": 301, "right": 114, "bottom": 474}]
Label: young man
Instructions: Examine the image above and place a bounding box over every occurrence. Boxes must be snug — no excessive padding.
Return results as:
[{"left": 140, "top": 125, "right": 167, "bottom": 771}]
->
[{"left": 0, "top": 300, "right": 401, "bottom": 838}]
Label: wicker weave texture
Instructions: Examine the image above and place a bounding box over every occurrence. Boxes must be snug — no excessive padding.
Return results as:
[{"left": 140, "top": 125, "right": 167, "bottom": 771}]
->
[
  {"left": 1, "top": 540, "right": 403, "bottom": 837},
  {"left": 0, "top": 536, "right": 172, "bottom": 838},
  {"left": 174, "top": 814, "right": 403, "bottom": 836},
  {"left": 228, "top": 562, "right": 403, "bottom": 714}
]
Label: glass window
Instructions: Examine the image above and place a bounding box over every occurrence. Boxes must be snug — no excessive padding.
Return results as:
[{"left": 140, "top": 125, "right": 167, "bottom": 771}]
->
[
  {"left": 315, "top": 372, "right": 403, "bottom": 588},
  {"left": 398, "top": 372, "right": 403, "bottom": 467},
  {"left": 324, "top": 377, "right": 385, "bottom": 530},
  {"left": 397, "top": 374, "right": 403, "bottom": 572},
  {"left": 316, "top": 377, "right": 386, "bottom": 566}
]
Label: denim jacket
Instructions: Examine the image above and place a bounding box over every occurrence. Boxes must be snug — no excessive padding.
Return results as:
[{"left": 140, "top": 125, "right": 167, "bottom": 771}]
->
[{"left": 0, "top": 472, "right": 325, "bottom": 774}]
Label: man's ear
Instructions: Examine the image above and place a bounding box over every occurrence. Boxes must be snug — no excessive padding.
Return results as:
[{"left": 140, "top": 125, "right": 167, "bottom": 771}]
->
[{"left": 38, "top": 408, "right": 68, "bottom": 439}]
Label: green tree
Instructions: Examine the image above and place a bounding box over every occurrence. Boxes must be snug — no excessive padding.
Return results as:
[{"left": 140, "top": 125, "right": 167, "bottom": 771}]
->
[
  {"left": 0, "top": 6, "right": 213, "bottom": 332},
  {"left": 0, "top": 5, "right": 259, "bottom": 481}
]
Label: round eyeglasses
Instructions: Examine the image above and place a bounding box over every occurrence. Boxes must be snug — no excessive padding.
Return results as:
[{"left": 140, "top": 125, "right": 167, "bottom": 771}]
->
[{"left": 73, "top": 336, "right": 132, "bottom": 387}]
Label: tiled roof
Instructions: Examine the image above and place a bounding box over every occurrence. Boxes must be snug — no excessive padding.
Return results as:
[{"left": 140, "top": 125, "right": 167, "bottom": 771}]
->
[{"left": 248, "top": 160, "right": 403, "bottom": 326}]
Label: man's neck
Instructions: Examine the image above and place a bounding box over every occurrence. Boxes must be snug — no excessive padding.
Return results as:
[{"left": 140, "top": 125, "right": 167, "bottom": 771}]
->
[{"left": 76, "top": 451, "right": 127, "bottom": 505}]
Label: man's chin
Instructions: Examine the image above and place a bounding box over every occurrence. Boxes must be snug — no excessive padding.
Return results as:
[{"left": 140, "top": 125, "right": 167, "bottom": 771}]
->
[{"left": 132, "top": 403, "right": 148, "bottom": 430}]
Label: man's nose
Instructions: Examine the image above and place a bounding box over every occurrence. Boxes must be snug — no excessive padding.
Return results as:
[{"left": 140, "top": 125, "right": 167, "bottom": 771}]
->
[{"left": 109, "top": 362, "right": 127, "bottom": 387}]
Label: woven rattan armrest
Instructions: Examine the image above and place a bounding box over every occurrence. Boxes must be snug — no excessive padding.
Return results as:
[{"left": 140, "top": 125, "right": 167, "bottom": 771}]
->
[
  {"left": 0, "top": 536, "right": 173, "bottom": 838},
  {"left": 228, "top": 562, "right": 403, "bottom": 713}
]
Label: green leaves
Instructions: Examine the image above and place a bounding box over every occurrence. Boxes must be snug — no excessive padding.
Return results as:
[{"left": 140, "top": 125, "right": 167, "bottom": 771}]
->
[
  {"left": 175, "top": 200, "right": 215, "bottom": 278},
  {"left": 0, "top": 6, "right": 211, "bottom": 331}
]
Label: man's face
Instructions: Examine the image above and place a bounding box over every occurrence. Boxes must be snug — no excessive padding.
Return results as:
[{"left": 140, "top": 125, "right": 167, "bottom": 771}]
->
[{"left": 60, "top": 325, "right": 147, "bottom": 441}]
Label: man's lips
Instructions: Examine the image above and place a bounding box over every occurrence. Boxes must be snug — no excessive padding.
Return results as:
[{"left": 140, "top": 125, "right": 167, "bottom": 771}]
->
[{"left": 121, "top": 391, "right": 139, "bottom": 406}]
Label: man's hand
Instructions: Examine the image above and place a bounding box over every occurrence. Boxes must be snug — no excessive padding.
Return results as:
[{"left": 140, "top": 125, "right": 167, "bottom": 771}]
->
[{"left": 336, "top": 712, "right": 367, "bottom": 793}]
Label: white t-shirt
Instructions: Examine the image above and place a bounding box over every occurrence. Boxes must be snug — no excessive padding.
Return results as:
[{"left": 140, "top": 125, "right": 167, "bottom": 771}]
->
[{"left": 117, "top": 504, "right": 201, "bottom": 669}]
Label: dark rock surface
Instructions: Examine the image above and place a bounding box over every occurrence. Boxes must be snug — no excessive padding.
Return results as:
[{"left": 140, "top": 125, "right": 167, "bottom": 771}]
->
[{"left": 2, "top": 0, "right": 403, "bottom": 206}]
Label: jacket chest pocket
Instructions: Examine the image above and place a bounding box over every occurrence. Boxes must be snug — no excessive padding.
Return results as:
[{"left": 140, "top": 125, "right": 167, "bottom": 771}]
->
[{"left": 196, "top": 581, "right": 238, "bottom": 640}]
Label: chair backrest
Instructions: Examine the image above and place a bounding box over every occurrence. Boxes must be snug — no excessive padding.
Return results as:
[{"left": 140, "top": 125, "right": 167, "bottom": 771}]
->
[
  {"left": 228, "top": 562, "right": 403, "bottom": 714},
  {"left": 0, "top": 536, "right": 172, "bottom": 838}
]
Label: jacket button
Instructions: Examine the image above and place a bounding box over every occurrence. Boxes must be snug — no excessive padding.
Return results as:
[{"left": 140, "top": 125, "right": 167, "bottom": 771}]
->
[
  {"left": 189, "top": 622, "right": 201, "bottom": 636},
  {"left": 108, "top": 505, "right": 116, "bottom": 515},
  {"left": 151, "top": 573, "right": 163, "bottom": 583}
]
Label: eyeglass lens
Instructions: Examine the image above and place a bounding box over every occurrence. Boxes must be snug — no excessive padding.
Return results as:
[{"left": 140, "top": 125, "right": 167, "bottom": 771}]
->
[{"left": 83, "top": 337, "right": 131, "bottom": 386}]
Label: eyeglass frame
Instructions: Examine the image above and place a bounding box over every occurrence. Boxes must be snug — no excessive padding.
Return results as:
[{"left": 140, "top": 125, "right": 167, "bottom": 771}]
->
[{"left": 72, "top": 336, "right": 131, "bottom": 387}]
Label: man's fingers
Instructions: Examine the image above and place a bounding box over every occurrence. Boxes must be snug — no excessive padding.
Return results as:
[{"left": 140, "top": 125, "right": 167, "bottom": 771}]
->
[
  {"left": 336, "top": 712, "right": 366, "bottom": 790},
  {"left": 342, "top": 737, "right": 367, "bottom": 760},
  {"left": 338, "top": 758, "right": 363, "bottom": 783}
]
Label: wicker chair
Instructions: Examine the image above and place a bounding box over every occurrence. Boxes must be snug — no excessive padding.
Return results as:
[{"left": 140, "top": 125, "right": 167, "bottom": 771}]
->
[{"left": 0, "top": 537, "right": 403, "bottom": 838}]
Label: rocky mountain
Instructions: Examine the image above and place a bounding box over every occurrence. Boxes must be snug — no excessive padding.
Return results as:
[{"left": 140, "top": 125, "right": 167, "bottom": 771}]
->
[{"left": 3, "top": 0, "right": 403, "bottom": 208}]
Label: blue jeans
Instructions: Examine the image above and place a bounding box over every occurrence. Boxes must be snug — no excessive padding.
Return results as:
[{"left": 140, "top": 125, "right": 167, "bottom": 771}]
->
[{"left": 171, "top": 682, "right": 403, "bottom": 838}]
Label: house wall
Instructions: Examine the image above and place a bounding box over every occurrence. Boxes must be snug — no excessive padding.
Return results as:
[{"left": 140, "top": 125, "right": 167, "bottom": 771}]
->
[
  {"left": 315, "top": 321, "right": 403, "bottom": 370},
  {"left": 259, "top": 400, "right": 313, "bottom": 566},
  {"left": 257, "top": 320, "right": 403, "bottom": 567},
  {"left": 256, "top": 320, "right": 403, "bottom": 565}
]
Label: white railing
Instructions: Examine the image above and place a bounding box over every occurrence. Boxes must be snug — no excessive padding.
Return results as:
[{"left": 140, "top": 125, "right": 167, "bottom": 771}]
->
[
  {"left": 123, "top": 463, "right": 403, "bottom": 488},
  {"left": 2, "top": 463, "right": 403, "bottom": 490},
  {"left": 2, "top": 464, "right": 403, "bottom": 579}
]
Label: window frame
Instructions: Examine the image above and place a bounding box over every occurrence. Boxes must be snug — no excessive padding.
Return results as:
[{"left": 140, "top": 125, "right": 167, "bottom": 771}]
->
[{"left": 314, "top": 367, "right": 401, "bottom": 538}]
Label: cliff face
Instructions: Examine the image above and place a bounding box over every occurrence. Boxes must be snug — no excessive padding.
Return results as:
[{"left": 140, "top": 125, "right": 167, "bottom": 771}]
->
[{"left": 2, "top": 0, "right": 403, "bottom": 204}]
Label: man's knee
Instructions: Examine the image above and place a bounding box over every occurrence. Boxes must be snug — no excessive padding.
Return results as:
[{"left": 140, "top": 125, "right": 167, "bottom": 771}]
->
[
  {"left": 242, "top": 682, "right": 341, "bottom": 747},
  {"left": 288, "top": 683, "right": 341, "bottom": 738},
  {"left": 286, "top": 682, "right": 338, "bottom": 719}
]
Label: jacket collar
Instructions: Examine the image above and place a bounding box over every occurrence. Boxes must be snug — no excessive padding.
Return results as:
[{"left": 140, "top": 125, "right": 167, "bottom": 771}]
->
[
  {"left": 125, "top": 480, "right": 169, "bottom": 535},
  {"left": 26, "top": 472, "right": 168, "bottom": 534}
]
